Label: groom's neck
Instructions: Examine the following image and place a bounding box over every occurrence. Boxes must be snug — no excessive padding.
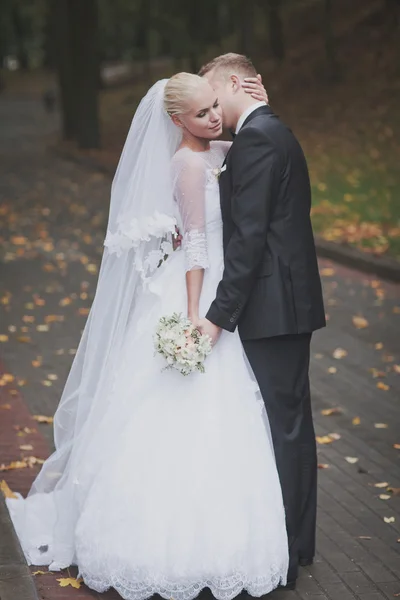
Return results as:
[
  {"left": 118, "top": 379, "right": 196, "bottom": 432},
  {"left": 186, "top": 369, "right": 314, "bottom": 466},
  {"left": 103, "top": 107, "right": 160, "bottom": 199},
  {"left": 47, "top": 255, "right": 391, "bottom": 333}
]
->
[{"left": 231, "top": 96, "right": 262, "bottom": 130}]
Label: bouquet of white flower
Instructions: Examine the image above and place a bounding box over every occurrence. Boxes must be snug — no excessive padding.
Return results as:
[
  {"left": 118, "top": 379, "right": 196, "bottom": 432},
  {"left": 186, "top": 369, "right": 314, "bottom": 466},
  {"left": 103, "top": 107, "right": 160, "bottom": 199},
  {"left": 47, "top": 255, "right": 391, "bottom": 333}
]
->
[{"left": 154, "top": 313, "right": 212, "bottom": 376}]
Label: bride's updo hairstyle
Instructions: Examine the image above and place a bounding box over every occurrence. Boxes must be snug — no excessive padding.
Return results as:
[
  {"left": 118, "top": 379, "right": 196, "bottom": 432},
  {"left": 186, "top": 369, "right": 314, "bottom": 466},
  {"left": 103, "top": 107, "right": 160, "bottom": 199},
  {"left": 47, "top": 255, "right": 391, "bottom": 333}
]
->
[{"left": 164, "top": 73, "right": 205, "bottom": 116}]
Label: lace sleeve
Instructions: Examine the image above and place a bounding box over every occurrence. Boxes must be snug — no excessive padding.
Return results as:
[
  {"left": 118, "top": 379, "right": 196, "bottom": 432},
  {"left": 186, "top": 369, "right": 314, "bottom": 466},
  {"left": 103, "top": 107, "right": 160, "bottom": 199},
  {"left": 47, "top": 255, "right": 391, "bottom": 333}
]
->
[{"left": 172, "top": 152, "right": 209, "bottom": 272}]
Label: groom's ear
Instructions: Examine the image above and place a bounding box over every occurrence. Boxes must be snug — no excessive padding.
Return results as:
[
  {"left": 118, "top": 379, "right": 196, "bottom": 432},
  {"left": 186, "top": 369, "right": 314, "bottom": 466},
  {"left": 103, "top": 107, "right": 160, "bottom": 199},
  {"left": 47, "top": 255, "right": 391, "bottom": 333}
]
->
[{"left": 230, "top": 75, "right": 241, "bottom": 93}]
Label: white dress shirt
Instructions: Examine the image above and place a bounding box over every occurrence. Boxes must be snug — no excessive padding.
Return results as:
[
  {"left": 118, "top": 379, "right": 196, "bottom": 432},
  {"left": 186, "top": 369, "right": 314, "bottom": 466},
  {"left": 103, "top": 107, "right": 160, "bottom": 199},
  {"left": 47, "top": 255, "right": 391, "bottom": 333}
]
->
[{"left": 235, "top": 101, "right": 267, "bottom": 134}]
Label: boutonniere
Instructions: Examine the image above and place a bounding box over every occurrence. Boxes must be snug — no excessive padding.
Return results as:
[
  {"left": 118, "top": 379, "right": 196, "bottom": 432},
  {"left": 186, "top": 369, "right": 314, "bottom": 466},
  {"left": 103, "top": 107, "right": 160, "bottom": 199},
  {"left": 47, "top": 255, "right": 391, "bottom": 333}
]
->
[{"left": 212, "top": 165, "right": 227, "bottom": 180}]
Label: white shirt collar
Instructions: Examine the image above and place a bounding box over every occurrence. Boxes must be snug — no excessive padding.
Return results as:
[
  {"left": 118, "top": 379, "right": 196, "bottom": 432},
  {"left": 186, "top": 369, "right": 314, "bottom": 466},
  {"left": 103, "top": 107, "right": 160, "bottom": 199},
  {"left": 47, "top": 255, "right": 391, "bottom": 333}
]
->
[{"left": 235, "top": 101, "right": 267, "bottom": 134}]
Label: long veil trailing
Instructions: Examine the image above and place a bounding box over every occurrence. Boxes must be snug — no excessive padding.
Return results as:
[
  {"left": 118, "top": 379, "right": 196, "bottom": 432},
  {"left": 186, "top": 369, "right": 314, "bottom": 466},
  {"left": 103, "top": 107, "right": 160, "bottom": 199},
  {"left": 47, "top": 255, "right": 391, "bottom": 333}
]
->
[{"left": 11, "top": 79, "right": 182, "bottom": 569}]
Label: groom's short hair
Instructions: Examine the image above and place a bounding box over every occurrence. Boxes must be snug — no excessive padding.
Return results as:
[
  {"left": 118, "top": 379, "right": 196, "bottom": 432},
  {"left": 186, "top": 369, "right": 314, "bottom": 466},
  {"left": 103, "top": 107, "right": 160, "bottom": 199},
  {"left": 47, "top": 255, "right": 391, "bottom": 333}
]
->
[{"left": 199, "top": 53, "right": 257, "bottom": 80}]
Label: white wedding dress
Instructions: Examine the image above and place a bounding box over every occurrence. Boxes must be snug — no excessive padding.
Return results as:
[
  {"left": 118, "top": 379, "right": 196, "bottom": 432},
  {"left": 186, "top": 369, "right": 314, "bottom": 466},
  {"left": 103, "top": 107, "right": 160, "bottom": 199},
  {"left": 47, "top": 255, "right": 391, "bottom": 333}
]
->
[{"left": 7, "top": 141, "right": 288, "bottom": 600}]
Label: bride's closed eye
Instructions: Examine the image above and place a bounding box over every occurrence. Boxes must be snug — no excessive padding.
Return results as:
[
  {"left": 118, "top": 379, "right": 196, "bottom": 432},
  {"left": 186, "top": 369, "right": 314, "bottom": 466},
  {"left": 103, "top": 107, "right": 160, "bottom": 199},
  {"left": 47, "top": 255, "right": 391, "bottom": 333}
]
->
[{"left": 197, "top": 100, "right": 219, "bottom": 119}]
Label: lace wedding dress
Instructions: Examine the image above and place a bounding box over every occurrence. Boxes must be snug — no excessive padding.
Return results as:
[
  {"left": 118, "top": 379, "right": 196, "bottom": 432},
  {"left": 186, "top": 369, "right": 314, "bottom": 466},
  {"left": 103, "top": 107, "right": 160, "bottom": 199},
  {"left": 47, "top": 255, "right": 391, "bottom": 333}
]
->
[{"left": 7, "top": 141, "right": 288, "bottom": 600}]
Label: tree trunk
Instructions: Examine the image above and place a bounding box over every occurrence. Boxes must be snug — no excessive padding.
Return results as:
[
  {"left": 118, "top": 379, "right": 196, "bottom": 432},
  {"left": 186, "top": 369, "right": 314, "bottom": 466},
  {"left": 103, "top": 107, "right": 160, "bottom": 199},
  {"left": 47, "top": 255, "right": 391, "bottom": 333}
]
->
[
  {"left": 141, "top": 0, "right": 153, "bottom": 85},
  {"left": 187, "top": 3, "right": 199, "bottom": 74},
  {"left": 267, "top": 0, "right": 285, "bottom": 62},
  {"left": 217, "top": 0, "right": 230, "bottom": 50},
  {"left": 323, "top": 0, "right": 340, "bottom": 82},
  {"left": 12, "top": 4, "right": 29, "bottom": 70},
  {"left": 42, "top": 0, "right": 56, "bottom": 69},
  {"left": 54, "top": 0, "right": 77, "bottom": 140},
  {"left": 240, "top": 0, "right": 254, "bottom": 56},
  {"left": 70, "top": 0, "right": 100, "bottom": 149}
]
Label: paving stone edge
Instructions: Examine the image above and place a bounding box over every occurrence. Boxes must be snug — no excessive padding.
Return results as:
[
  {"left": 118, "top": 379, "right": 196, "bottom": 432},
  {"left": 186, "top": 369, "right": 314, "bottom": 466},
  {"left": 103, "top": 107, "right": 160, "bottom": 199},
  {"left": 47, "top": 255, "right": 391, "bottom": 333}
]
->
[{"left": 0, "top": 495, "right": 38, "bottom": 600}]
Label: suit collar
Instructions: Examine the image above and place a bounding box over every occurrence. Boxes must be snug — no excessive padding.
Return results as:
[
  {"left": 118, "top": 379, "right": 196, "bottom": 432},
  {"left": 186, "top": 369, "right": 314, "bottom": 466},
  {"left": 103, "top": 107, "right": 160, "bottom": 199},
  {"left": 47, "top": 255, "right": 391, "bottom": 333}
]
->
[
  {"left": 241, "top": 104, "right": 274, "bottom": 129},
  {"left": 235, "top": 101, "right": 267, "bottom": 133}
]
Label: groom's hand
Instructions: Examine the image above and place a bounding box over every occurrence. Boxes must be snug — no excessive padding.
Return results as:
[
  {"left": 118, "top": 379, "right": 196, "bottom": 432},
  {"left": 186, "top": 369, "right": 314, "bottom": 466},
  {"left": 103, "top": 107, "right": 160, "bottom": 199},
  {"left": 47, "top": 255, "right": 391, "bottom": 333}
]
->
[{"left": 197, "top": 318, "right": 221, "bottom": 346}]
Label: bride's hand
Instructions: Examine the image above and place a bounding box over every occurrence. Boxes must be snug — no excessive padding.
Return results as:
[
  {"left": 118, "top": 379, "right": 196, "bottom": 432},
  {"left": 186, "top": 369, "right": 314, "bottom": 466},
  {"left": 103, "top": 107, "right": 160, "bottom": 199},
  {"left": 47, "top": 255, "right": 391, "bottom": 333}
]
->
[{"left": 242, "top": 74, "right": 269, "bottom": 104}]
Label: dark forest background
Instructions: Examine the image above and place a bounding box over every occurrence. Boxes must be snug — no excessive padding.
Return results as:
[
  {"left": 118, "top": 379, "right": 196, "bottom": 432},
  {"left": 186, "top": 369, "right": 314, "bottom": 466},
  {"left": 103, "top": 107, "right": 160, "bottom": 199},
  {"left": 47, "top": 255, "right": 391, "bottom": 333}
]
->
[{"left": 1, "top": 0, "right": 400, "bottom": 257}]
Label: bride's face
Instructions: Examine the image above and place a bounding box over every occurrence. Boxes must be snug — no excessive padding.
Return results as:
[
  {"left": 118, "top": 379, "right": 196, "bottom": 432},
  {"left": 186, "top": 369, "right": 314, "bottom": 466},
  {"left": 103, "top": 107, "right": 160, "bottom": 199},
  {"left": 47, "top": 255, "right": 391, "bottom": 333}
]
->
[{"left": 176, "top": 81, "right": 223, "bottom": 139}]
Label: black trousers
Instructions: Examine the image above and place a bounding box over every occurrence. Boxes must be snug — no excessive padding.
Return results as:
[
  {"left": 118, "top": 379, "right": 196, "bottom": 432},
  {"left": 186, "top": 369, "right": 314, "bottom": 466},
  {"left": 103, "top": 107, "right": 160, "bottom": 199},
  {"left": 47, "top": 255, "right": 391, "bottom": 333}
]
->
[{"left": 242, "top": 333, "right": 317, "bottom": 582}]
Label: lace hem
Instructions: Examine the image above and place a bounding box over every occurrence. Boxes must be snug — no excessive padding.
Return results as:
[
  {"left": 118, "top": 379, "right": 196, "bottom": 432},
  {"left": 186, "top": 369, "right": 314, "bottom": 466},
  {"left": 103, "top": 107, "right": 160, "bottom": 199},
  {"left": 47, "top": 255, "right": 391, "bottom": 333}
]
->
[
  {"left": 184, "top": 229, "right": 209, "bottom": 272},
  {"left": 79, "top": 568, "right": 287, "bottom": 600},
  {"left": 104, "top": 211, "right": 177, "bottom": 256}
]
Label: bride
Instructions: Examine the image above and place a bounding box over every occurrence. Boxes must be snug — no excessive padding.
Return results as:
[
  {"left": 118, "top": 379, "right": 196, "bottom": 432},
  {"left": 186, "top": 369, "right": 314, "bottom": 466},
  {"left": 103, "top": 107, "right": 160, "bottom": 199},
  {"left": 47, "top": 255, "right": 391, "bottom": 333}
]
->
[{"left": 7, "top": 74, "right": 289, "bottom": 599}]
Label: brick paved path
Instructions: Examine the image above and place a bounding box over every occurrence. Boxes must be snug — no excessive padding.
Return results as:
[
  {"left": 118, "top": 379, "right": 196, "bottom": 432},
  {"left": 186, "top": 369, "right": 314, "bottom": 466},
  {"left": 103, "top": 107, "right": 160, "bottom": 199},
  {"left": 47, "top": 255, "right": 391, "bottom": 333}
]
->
[{"left": 0, "top": 94, "right": 399, "bottom": 600}]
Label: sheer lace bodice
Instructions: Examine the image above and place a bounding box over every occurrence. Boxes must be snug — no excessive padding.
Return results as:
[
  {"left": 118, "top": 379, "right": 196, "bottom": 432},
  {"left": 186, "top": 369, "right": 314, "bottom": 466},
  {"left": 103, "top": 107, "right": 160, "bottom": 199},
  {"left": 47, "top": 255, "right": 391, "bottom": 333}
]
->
[{"left": 171, "top": 141, "right": 229, "bottom": 273}]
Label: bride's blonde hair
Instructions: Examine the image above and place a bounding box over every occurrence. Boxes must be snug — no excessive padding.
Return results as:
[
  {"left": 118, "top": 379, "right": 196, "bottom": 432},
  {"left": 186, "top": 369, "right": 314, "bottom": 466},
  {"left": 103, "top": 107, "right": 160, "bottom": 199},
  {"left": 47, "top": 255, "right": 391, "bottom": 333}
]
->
[{"left": 164, "top": 72, "right": 205, "bottom": 116}]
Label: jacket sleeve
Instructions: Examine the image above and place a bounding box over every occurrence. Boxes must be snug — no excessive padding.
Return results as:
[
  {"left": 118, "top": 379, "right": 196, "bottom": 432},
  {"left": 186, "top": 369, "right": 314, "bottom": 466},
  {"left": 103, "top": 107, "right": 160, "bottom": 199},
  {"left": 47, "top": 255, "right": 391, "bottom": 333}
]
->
[{"left": 206, "top": 126, "right": 278, "bottom": 331}]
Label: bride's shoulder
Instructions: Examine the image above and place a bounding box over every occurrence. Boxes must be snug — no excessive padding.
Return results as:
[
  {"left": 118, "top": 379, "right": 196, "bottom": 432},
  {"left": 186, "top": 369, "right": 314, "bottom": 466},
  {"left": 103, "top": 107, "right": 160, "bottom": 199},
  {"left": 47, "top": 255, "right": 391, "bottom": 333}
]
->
[
  {"left": 210, "top": 140, "right": 232, "bottom": 157},
  {"left": 171, "top": 148, "right": 208, "bottom": 173}
]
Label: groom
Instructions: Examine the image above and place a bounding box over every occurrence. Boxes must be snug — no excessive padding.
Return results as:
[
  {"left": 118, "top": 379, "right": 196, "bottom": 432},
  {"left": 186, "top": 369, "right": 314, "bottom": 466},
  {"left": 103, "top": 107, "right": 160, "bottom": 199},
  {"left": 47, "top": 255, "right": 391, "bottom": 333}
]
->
[{"left": 198, "top": 53, "right": 326, "bottom": 589}]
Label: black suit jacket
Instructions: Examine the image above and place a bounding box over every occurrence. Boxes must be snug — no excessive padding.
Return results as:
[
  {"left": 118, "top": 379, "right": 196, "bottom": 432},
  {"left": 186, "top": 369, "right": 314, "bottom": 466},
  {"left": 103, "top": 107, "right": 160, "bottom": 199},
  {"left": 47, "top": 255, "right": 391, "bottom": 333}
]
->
[{"left": 206, "top": 105, "right": 326, "bottom": 340}]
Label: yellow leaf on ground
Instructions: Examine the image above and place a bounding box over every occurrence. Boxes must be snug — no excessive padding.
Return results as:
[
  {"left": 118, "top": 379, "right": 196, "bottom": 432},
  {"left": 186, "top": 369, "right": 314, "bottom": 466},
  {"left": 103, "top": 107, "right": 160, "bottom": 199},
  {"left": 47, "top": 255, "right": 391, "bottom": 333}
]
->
[
  {"left": 0, "top": 460, "right": 28, "bottom": 472},
  {"left": 393, "top": 365, "right": 400, "bottom": 374},
  {"left": 318, "top": 463, "right": 330, "bottom": 469},
  {"left": 25, "top": 456, "right": 45, "bottom": 467},
  {"left": 316, "top": 433, "right": 341, "bottom": 444},
  {"left": 379, "top": 494, "right": 391, "bottom": 500},
  {"left": 36, "top": 325, "right": 49, "bottom": 332},
  {"left": 0, "top": 335, "right": 9, "bottom": 342},
  {"left": 333, "top": 348, "right": 347, "bottom": 360},
  {"left": 328, "top": 367, "right": 337, "bottom": 374},
  {"left": 383, "top": 516, "right": 395, "bottom": 523},
  {"left": 316, "top": 436, "right": 334, "bottom": 444},
  {"left": 394, "top": 444, "right": 400, "bottom": 450},
  {"left": 345, "top": 457, "right": 359, "bottom": 464},
  {"left": 352, "top": 416, "right": 361, "bottom": 426},
  {"left": 375, "top": 342, "right": 384, "bottom": 350},
  {"left": 44, "top": 315, "right": 64, "bottom": 324},
  {"left": 32, "top": 415, "right": 54, "bottom": 424},
  {"left": 377, "top": 382, "right": 390, "bottom": 391},
  {"left": 375, "top": 423, "right": 389, "bottom": 428},
  {"left": 321, "top": 407, "right": 342, "bottom": 416},
  {"left": 32, "top": 571, "right": 48, "bottom": 576},
  {"left": 19, "top": 444, "right": 33, "bottom": 451},
  {"left": 352, "top": 316, "right": 369, "bottom": 329},
  {"left": 370, "top": 368, "right": 386, "bottom": 378},
  {"left": 0, "top": 480, "right": 18, "bottom": 499},
  {"left": 374, "top": 482, "right": 389, "bottom": 488},
  {"left": 59, "top": 297, "right": 72, "bottom": 307},
  {"left": 358, "top": 536, "right": 372, "bottom": 540},
  {"left": 16, "top": 336, "right": 32, "bottom": 343},
  {"left": 56, "top": 577, "right": 83, "bottom": 589},
  {"left": 320, "top": 267, "right": 335, "bottom": 277}
]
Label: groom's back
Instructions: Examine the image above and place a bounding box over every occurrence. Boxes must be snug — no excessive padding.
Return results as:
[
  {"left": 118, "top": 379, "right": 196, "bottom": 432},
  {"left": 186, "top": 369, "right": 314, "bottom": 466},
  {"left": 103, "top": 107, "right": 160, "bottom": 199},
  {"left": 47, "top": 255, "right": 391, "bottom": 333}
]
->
[{"left": 221, "top": 108, "right": 326, "bottom": 340}]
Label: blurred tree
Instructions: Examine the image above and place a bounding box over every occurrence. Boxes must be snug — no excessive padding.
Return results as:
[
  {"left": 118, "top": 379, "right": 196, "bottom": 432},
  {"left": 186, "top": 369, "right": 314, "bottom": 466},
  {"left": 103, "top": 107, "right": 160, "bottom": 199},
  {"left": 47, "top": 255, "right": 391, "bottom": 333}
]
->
[
  {"left": 266, "top": 0, "right": 285, "bottom": 62},
  {"left": 11, "top": 1, "right": 30, "bottom": 69},
  {"left": 240, "top": 0, "right": 255, "bottom": 56},
  {"left": 70, "top": 0, "right": 100, "bottom": 149},
  {"left": 54, "top": 0, "right": 99, "bottom": 148},
  {"left": 54, "top": 0, "right": 77, "bottom": 140},
  {"left": 323, "top": 0, "right": 340, "bottom": 82},
  {"left": 42, "top": 0, "right": 56, "bottom": 69}
]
